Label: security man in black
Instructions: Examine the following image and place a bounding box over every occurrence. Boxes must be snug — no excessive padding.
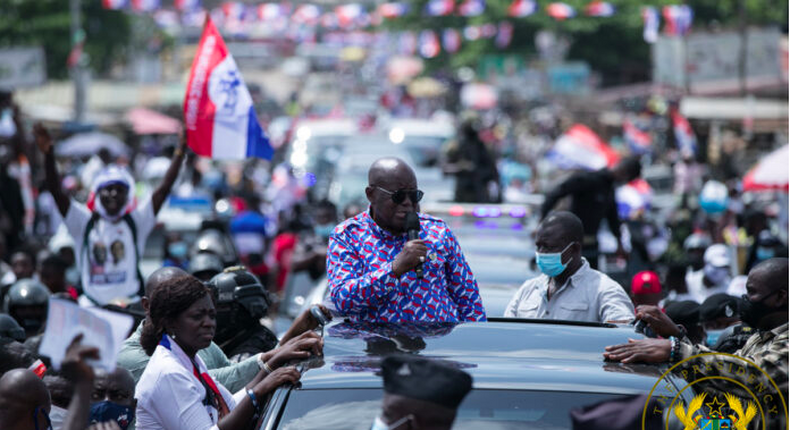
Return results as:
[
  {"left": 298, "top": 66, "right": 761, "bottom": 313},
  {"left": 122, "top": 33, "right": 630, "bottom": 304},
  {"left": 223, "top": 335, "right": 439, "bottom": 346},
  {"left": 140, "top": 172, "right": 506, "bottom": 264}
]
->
[{"left": 207, "top": 267, "right": 279, "bottom": 362}]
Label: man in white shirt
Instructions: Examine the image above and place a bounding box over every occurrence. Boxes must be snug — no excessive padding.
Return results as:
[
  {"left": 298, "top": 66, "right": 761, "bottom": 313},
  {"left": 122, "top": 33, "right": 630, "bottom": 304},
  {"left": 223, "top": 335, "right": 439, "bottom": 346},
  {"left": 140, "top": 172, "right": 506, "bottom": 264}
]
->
[
  {"left": 505, "top": 211, "right": 634, "bottom": 323},
  {"left": 34, "top": 124, "right": 186, "bottom": 306}
]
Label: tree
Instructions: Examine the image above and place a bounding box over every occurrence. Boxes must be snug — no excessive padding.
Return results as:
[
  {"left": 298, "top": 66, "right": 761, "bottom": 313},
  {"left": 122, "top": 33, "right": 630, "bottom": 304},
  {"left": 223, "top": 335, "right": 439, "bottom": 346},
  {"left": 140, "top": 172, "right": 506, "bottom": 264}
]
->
[{"left": 0, "top": 0, "right": 131, "bottom": 80}]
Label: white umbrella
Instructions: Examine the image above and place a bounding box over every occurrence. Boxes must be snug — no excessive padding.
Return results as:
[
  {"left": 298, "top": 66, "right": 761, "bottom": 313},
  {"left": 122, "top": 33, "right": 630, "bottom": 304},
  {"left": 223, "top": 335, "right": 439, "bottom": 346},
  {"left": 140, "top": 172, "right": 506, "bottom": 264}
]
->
[
  {"left": 742, "top": 145, "right": 788, "bottom": 192},
  {"left": 56, "top": 132, "right": 129, "bottom": 158}
]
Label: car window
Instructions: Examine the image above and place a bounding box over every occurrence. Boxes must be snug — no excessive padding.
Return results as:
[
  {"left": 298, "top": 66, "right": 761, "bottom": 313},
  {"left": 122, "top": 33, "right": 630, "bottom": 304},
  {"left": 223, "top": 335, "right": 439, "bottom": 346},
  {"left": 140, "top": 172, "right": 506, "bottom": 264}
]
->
[{"left": 276, "top": 388, "right": 630, "bottom": 430}]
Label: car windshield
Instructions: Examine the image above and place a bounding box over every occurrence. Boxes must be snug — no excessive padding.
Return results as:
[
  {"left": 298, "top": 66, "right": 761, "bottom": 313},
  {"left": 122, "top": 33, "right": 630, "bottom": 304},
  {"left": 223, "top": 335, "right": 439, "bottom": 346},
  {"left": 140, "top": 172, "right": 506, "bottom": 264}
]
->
[{"left": 277, "top": 388, "right": 630, "bottom": 430}]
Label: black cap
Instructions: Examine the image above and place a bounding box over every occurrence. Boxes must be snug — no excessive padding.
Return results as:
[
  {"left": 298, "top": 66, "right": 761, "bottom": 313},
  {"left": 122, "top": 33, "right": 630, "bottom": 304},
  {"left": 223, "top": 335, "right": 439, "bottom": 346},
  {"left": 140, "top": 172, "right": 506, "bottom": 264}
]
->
[
  {"left": 381, "top": 355, "right": 472, "bottom": 409},
  {"left": 699, "top": 294, "right": 739, "bottom": 322},
  {"left": 0, "top": 313, "right": 25, "bottom": 342},
  {"left": 665, "top": 300, "right": 700, "bottom": 328}
]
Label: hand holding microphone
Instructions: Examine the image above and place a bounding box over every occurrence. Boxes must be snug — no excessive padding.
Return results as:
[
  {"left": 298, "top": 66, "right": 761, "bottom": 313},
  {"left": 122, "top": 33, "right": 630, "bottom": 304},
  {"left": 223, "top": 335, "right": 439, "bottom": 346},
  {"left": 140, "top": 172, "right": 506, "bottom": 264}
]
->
[{"left": 392, "top": 212, "right": 426, "bottom": 278}]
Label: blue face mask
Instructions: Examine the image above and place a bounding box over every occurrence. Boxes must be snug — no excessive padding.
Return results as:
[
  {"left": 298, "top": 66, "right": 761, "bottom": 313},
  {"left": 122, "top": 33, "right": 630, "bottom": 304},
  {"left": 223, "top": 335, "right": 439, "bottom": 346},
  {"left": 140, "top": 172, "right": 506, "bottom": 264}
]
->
[
  {"left": 706, "top": 329, "right": 725, "bottom": 347},
  {"left": 314, "top": 223, "right": 335, "bottom": 239},
  {"left": 168, "top": 242, "right": 188, "bottom": 258},
  {"left": 756, "top": 246, "right": 776, "bottom": 262},
  {"left": 90, "top": 401, "right": 135, "bottom": 430},
  {"left": 536, "top": 243, "right": 573, "bottom": 278}
]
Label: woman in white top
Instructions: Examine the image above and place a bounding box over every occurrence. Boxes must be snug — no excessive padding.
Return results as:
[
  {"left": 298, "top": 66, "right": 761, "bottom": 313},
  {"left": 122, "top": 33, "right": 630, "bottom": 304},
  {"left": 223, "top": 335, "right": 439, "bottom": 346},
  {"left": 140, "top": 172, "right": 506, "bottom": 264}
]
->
[{"left": 135, "top": 275, "right": 301, "bottom": 430}]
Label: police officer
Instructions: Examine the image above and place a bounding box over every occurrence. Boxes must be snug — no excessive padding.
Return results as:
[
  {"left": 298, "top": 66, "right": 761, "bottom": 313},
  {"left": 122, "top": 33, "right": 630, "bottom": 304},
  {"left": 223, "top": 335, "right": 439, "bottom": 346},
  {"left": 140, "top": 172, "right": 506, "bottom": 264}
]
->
[
  {"left": 3, "top": 279, "right": 49, "bottom": 339},
  {"left": 207, "top": 267, "right": 278, "bottom": 362}
]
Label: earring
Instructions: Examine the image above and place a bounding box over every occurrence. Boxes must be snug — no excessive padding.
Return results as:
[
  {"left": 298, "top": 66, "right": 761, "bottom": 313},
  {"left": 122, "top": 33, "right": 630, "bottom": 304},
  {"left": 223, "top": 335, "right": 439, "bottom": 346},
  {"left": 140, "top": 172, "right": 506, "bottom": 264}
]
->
[{"left": 170, "top": 333, "right": 176, "bottom": 340}]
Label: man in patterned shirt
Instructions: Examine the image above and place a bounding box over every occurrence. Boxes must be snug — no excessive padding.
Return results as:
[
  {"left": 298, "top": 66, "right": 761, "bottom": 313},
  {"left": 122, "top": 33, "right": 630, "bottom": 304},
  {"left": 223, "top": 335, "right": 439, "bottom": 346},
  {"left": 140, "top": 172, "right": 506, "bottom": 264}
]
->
[
  {"left": 604, "top": 258, "right": 788, "bottom": 426},
  {"left": 327, "top": 157, "right": 486, "bottom": 322}
]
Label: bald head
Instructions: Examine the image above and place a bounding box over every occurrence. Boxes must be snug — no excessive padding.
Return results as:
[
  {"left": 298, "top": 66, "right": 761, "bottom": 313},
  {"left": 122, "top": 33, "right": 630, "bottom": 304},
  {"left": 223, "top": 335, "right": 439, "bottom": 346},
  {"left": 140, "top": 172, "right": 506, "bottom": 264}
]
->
[
  {"left": 93, "top": 367, "right": 136, "bottom": 407},
  {"left": 145, "top": 266, "right": 189, "bottom": 297},
  {"left": 0, "top": 369, "right": 50, "bottom": 429},
  {"left": 368, "top": 157, "right": 416, "bottom": 186},
  {"left": 750, "top": 258, "right": 789, "bottom": 293},
  {"left": 540, "top": 211, "right": 584, "bottom": 245}
]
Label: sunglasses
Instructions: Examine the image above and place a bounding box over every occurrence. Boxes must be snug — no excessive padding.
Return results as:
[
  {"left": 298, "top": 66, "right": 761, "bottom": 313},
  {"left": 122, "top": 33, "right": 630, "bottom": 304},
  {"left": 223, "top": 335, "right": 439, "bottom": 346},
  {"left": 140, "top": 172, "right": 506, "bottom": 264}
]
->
[{"left": 376, "top": 187, "right": 424, "bottom": 204}]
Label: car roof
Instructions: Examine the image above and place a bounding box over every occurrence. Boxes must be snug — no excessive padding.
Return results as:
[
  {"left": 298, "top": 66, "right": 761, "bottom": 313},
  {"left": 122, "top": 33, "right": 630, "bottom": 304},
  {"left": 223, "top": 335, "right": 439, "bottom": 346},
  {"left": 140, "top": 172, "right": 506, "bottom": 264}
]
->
[{"left": 297, "top": 320, "right": 679, "bottom": 396}]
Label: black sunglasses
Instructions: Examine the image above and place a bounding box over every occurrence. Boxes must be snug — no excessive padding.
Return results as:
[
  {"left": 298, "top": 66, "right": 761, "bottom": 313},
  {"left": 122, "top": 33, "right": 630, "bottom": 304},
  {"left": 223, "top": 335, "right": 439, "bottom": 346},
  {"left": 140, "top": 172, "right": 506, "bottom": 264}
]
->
[{"left": 376, "top": 186, "right": 424, "bottom": 204}]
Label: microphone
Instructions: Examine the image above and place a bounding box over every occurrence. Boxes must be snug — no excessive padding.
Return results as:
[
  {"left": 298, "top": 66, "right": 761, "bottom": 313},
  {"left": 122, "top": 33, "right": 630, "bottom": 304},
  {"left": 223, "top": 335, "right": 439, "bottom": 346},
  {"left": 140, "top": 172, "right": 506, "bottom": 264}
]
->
[{"left": 405, "top": 212, "right": 423, "bottom": 279}]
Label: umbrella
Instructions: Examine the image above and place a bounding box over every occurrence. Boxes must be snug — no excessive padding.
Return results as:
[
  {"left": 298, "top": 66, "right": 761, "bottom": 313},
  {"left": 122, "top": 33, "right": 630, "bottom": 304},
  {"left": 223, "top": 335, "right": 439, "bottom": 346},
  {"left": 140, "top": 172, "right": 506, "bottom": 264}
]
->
[
  {"left": 742, "top": 145, "right": 789, "bottom": 192},
  {"left": 125, "top": 107, "right": 181, "bottom": 135},
  {"left": 56, "top": 132, "right": 129, "bottom": 158},
  {"left": 460, "top": 83, "right": 497, "bottom": 110},
  {"left": 546, "top": 124, "right": 620, "bottom": 171}
]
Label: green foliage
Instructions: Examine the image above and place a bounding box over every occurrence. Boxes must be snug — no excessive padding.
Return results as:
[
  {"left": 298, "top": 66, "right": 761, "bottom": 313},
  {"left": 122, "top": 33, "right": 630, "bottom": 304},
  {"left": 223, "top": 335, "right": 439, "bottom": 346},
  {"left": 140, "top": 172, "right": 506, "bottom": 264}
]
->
[{"left": 0, "top": 0, "right": 131, "bottom": 79}]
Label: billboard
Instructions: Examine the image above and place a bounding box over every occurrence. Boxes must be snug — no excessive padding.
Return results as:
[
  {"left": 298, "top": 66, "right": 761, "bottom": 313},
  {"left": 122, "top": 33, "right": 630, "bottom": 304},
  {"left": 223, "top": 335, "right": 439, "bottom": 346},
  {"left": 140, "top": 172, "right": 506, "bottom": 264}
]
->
[
  {"left": 653, "top": 28, "right": 785, "bottom": 94},
  {"left": 0, "top": 48, "right": 46, "bottom": 91}
]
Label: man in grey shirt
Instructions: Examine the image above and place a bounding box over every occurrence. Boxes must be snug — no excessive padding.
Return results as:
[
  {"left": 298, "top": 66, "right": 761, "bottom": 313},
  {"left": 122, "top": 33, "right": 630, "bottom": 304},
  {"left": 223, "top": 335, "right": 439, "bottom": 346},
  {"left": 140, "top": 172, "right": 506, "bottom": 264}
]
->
[{"left": 505, "top": 211, "right": 634, "bottom": 323}]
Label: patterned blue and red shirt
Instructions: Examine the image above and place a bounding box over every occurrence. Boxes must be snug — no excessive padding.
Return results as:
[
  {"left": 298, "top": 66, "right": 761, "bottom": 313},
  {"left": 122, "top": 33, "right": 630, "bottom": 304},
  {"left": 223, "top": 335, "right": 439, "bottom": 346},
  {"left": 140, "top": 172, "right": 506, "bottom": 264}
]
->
[{"left": 327, "top": 210, "right": 486, "bottom": 322}]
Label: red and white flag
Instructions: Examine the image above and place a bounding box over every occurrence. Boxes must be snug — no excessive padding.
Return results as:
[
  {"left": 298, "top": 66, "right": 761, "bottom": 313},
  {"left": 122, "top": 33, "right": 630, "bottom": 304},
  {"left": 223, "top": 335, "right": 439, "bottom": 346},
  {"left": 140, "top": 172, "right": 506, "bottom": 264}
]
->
[{"left": 183, "top": 19, "right": 272, "bottom": 160}]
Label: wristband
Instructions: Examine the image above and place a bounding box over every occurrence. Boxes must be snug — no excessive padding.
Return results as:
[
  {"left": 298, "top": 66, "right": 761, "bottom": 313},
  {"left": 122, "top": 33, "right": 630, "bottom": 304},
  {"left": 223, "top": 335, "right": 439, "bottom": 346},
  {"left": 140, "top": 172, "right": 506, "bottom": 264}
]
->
[
  {"left": 246, "top": 388, "right": 260, "bottom": 410},
  {"left": 263, "top": 361, "right": 274, "bottom": 374}
]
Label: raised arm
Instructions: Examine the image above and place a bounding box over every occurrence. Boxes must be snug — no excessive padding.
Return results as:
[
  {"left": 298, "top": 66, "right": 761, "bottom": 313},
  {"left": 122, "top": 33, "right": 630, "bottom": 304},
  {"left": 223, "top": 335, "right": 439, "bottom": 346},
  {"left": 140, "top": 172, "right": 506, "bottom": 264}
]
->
[
  {"left": 150, "top": 132, "right": 187, "bottom": 215},
  {"left": 541, "top": 174, "right": 582, "bottom": 219},
  {"left": 33, "top": 123, "right": 70, "bottom": 217}
]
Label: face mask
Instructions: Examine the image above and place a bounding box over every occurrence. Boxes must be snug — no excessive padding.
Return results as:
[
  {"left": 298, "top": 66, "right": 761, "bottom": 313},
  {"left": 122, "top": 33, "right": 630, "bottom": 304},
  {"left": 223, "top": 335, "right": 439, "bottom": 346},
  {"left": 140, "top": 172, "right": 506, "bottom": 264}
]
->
[
  {"left": 314, "top": 223, "right": 334, "bottom": 239},
  {"left": 371, "top": 414, "right": 415, "bottom": 430},
  {"left": 739, "top": 291, "right": 783, "bottom": 329},
  {"left": 756, "top": 247, "right": 776, "bottom": 262},
  {"left": 90, "top": 401, "right": 135, "bottom": 430},
  {"left": 49, "top": 405, "right": 68, "bottom": 430},
  {"left": 705, "top": 329, "right": 725, "bottom": 347},
  {"left": 536, "top": 243, "right": 573, "bottom": 278},
  {"left": 168, "top": 242, "right": 188, "bottom": 258},
  {"left": 703, "top": 264, "right": 729, "bottom": 286}
]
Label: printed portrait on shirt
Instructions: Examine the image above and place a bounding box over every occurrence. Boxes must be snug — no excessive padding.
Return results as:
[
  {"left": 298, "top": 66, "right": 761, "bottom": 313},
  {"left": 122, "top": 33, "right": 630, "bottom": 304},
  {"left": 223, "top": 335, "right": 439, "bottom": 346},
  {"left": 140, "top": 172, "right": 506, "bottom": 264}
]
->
[{"left": 87, "top": 225, "right": 132, "bottom": 285}]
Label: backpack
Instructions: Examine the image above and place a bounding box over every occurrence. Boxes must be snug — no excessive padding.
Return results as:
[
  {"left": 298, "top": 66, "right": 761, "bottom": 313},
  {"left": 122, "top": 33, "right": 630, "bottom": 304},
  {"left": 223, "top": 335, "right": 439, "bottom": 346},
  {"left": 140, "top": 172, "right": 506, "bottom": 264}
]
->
[{"left": 81, "top": 213, "right": 145, "bottom": 304}]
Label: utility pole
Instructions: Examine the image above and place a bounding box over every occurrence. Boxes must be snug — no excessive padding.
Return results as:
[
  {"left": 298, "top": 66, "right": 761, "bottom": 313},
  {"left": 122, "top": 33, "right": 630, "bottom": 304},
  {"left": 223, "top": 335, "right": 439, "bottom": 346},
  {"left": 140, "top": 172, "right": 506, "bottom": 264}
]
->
[{"left": 69, "top": 0, "right": 86, "bottom": 123}]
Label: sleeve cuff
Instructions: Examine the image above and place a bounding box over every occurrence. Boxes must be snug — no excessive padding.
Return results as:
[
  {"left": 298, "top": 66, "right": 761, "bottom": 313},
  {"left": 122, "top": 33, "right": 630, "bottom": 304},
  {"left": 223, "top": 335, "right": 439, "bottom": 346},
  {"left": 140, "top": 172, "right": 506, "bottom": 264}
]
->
[{"left": 678, "top": 337, "right": 697, "bottom": 360}]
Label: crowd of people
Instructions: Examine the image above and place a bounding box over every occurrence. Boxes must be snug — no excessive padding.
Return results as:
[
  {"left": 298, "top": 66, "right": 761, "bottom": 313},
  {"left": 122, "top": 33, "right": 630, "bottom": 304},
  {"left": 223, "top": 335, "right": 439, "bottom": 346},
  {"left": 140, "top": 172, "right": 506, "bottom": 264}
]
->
[{"left": 0, "top": 72, "right": 787, "bottom": 430}]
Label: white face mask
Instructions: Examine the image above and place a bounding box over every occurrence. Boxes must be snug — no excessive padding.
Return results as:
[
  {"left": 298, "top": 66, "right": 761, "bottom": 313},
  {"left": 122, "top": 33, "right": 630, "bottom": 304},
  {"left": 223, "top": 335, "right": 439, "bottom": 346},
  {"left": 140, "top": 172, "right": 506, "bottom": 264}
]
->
[
  {"left": 703, "top": 264, "right": 730, "bottom": 286},
  {"left": 49, "top": 405, "right": 68, "bottom": 430}
]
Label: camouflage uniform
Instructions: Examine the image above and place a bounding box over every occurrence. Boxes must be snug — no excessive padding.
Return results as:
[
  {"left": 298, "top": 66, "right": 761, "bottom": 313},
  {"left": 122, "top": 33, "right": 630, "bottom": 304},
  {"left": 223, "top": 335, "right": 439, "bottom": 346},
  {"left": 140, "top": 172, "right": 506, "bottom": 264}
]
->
[{"left": 676, "top": 323, "right": 788, "bottom": 429}]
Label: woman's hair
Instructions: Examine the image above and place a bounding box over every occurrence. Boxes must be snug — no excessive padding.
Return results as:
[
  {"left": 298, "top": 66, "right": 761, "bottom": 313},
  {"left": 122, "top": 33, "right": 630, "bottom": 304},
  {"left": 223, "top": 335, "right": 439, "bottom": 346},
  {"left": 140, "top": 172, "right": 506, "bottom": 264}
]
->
[{"left": 140, "top": 275, "right": 211, "bottom": 356}]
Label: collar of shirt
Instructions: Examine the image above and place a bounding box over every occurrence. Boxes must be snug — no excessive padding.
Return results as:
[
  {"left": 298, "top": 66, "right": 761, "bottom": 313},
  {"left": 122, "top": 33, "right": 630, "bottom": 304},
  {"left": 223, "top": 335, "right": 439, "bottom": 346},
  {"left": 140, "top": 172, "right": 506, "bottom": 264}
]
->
[
  {"left": 158, "top": 334, "right": 209, "bottom": 377},
  {"left": 363, "top": 209, "right": 407, "bottom": 244},
  {"left": 765, "top": 322, "right": 789, "bottom": 340},
  {"left": 542, "top": 258, "right": 592, "bottom": 299}
]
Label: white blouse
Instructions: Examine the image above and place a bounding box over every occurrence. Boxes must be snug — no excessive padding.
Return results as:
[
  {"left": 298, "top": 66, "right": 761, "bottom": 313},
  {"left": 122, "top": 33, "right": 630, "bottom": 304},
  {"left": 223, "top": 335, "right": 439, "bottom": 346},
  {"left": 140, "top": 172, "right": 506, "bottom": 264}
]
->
[{"left": 135, "top": 335, "right": 241, "bottom": 430}]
